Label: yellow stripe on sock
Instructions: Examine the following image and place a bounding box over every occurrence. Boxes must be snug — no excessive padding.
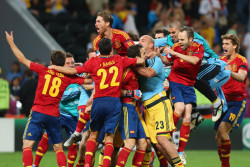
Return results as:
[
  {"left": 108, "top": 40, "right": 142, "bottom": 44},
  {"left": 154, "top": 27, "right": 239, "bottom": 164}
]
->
[
  {"left": 68, "top": 159, "right": 75, "bottom": 164},
  {"left": 103, "top": 156, "right": 111, "bottom": 161},
  {"left": 86, "top": 152, "right": 93, "bottom": 156},
  {"left": 36, "top": 151, "right": 44, "bottom": 156},
  {"left": 79, "top": 117, "right": 87, "bottom": 124},
  {"left": 221, "top": 153, "right": 230, "bottom": 157},
  {"left": 179, "top": 137, "right": 188, "bottom": 142}
]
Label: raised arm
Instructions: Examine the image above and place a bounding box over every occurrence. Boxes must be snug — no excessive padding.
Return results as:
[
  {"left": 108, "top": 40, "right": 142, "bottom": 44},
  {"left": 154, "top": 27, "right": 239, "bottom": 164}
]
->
[
  {"left": 5, "top": 31, "right": 31, "bottom": 68},
  {"left": 49, "top": 65, "right": 78, "bottom": 75}
]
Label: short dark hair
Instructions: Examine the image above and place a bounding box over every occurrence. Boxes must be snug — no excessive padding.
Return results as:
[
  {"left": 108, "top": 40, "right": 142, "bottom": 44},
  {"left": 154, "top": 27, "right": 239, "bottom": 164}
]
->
[
  {"left": 155, "top": 28, "right": 169, "bottom": 37},
  {"left": 50, "top": 50, "right": 66, "bottom": 66},
  {"left": 66, "top": 52, "right": 74, "bottom": 58},
  {"left": 97, "top": 11, "right": 113, "bottom": 28},
  {"left": 86, "top": 48, "right": 95, "bottom": 59},
  {"left": 179, "top": 27, "right": 194, "bottom": 40},
  {"left": 98, "top": 38, "right": 112, "bottom": 55},
  {"left": 127, "top": 32, "right": 140, "bottom": 41},
  {"left": 169, "top": 20, "right": 184, "bottom": 30},
  {"left": 127, "top": 44, "right": 143, "bottom": 58}
]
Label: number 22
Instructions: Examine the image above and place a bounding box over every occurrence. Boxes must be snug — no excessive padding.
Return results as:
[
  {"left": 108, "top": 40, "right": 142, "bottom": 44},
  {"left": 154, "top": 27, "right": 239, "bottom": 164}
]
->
[{"left": 97, "top": 66, "right": 119, "bottom": 89}]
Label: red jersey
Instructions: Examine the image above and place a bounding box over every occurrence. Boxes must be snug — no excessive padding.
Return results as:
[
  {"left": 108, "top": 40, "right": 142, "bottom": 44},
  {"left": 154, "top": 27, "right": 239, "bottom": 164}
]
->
[
  {"left": 121, "top": 68, "right": 139, "bottom": 103},
  {"left": 167, "top": 42, "right": 204, "bottom": 86},
  {"left": 93, "top": 29, "right": 134, "bottom": 57},
  {"left": 30, "top": 62, "right": 85, "bottom": 117},
  {"left": 221, "top": 54, "right": 248, "bottom": 101},
  {"left": 75, "top": 55, "right": 137, "bottom": 99}
]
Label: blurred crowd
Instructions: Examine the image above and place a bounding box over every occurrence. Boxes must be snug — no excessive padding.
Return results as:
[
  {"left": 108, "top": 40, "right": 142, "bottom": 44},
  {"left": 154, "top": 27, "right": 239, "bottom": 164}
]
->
[{"left": 1, "top": 0, "right": 250, "bottom": 118}]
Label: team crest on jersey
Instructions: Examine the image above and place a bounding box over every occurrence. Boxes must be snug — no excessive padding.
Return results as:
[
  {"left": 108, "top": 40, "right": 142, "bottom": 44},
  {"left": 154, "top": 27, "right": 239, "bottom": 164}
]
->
[
  {"left": 114, "top": 40, "right": 121, "bottom": 48},
  {"left": 188, "top": 50, "right": 193, "bottom": 56},
  {"left": 232, "top": 64, "right": 237, "bottom": 71}
]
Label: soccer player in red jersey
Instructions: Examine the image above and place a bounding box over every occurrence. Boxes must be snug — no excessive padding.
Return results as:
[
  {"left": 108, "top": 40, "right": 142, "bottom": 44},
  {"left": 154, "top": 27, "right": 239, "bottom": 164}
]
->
[
  {"left": 49, "top": 38, "right": 145, "bottom": 167},
  {"left": 215, "top": 34, "right": 248, "bottom": 167},
  {"left": 115, "top": 45, "right": 148, "bottom": 167},
  {"left": 5, "top": 31, "right": 92, "bottom": 167},
  {"left": 162, "top": 27, "right": 204, "bottom": 165},
  {"left": 93, "top": 11, "right": 134, "bottom": 57}
]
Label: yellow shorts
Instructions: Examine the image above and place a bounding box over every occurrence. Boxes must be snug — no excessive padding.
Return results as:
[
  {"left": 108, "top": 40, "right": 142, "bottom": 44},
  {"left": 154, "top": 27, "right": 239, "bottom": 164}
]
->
[{"left": 143, "top": 91, "right": 176, "bottom": 144}]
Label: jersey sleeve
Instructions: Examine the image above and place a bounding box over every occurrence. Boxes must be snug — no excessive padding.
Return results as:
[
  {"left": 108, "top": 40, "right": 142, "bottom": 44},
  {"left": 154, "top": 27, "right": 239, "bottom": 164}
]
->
[
  {"left": 93, "top": 35, "right": 101, "bottom": 51},
  {"left": 68, "top": 75, "right": 85, "bottom": 85},
  {"left": 75, "top": 59, "right": 91, "bottom": 74},
  {"left": 192, "top": 45, "right": 204, "bottom": 60},
  {"left": 239, "top": 57, "right": 248, "bottom": 72},
  {"left": 30, "top": 62, "right": 46, "bottom": 74},
  {"left": 120, "top": 32, "right": 135, "bottom": 49},
  {"left": 122, "top": 56, "right": 137, "bottom": 69},
  {"left": 151, "top": 57, "right": 163, "bottom": 75}
]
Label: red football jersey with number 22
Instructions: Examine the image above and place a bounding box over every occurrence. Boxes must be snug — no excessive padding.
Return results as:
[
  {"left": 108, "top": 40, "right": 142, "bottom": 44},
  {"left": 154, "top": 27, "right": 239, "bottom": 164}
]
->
[{"left": 76, "top": 55, "right": 137, "bottom": 99}]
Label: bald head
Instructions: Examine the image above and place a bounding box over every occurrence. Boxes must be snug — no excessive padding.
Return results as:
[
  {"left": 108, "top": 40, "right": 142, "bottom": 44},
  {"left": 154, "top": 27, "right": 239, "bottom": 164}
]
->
[{"left": 139, "top": 35, "right": 154, "bottom": 51}]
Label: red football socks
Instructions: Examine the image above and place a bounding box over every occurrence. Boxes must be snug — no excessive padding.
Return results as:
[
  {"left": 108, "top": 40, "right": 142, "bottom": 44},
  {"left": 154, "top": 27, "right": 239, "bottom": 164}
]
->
[
  {"left": 33, "top": 133, "right": 49, "bottom": 166},
  {"left": 178, "top": 122, "right": 190, "bottom": 152},
  {"left": 76, "top": 107, "right": 90, "bottom": 133},
  {"left": 116, "top": 147, "right": 132, "bottom": 167},
  {"left": 23, "top": 147, "right": 33, "bottom": 167},
  {"left": 103, "top": 142, "right": 114, "bottom": 167},
  {"left": 132, "top": 149, "right": 146, "bottom": 166},
  {"left": 221, "top": 140, "right": 231, "bottom": 167},
  {"left": 84, "top": 138, "right": 97, "bottom": 165},
  {"left": 55, "top": 148, "right": 67, "bottom": 167},
  {"left": 67, "top": 143, "right": 78, "bottom": 167}
]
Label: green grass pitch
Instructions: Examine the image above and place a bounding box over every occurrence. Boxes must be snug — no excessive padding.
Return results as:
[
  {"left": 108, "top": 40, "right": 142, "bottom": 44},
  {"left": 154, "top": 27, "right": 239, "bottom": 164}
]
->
[{"left": 0, "top": 150, "right": 250, "bottom": 166}]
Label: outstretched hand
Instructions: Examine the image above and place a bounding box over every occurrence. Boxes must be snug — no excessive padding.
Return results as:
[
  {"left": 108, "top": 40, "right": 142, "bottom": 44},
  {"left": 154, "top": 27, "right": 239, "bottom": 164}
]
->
[
  {"left": 5, "top": 31, "right": 14, "bottom": 44},
  {"left": 48, "top": 65, "right": 56, "bottom": 69}
]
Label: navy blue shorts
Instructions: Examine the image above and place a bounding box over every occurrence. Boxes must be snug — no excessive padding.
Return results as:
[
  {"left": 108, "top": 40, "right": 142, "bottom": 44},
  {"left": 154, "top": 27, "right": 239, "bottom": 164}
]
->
[
  {"left": 119, "top": 103, "right": 146, "bottom": 140},
  {"left": 60, "top": 114, "right": 78, "bottom": 138},
  {"left": 90, "top": 97, "right": 122, "bottom": 134},
  {"left": 169, "top": 81, "right": 196, "bottom": 106},
  {"left": 48, "top": 113, "right": 78, "bottom": 144},
  {"left": 23, "top": 111, "right": 62, "bottom": 144},
  {"left": 214, "top": 99, "right": 246, "bottom": 130}
]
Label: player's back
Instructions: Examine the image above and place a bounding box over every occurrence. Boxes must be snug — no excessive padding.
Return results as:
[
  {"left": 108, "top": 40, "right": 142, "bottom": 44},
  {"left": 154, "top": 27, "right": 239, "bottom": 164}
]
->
[
  {"left": 80, "top": 55, "right": 137, "bottom": 99},
  {"left": 30, "top": 62, "right": 85, "bottom": 117}
]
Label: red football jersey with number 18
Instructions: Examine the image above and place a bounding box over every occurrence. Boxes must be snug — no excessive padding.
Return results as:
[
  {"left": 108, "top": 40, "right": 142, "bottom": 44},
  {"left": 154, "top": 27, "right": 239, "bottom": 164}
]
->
[
  {"left": 93, "top": 29, "right": 134, "bottom": 57},
  {"left": 30, "top": 62, "right": 85, "bottom": 117},
  {"left": 221, "top": 54, "right": 248, "bottom": 101},
  {"left": 75, "top": 55, "right": 137, "bottom": 99}
]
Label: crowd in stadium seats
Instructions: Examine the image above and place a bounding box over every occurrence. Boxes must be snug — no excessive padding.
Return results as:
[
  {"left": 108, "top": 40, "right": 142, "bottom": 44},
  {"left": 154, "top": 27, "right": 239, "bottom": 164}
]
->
[{"left": 1, "top": 0, "right": 250, "bottom": 118}]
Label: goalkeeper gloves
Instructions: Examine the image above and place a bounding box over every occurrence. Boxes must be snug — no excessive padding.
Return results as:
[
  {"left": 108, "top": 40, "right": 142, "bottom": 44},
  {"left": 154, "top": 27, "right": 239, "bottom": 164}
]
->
[{"left": 126, "top": 89, "right": 142, "bottom": 101}]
